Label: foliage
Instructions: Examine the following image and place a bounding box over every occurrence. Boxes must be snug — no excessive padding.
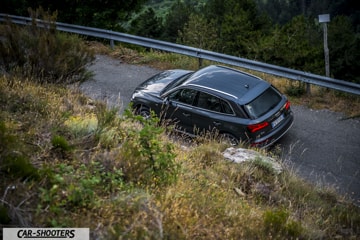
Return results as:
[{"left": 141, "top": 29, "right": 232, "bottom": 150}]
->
[
  {"left": 215, "top": 0, "right": 269, "bottom": 57},
  {"left": 329, "top": 15, "right": 360, "bottom": 83},
  {"left": 94, "top": 105, "right": 125, "bottom": 148},
  {"left": 38, "top": 161, "right": 125, "bottom": 216},
  {"left": 285, "top": 81, "right": 306, "bottom": 97},
  {"left": 161, "top": 0, "right": 194, "bottom": 42},
  {"left": 255, "top": 0, "right": 360, "bottom": 29},
  {"left": 51, "top": 135, "right": 73, "bottom": 152},
  {"left": 120, "top": 109, "right": 179, "bottom": 188},
  {"left": 263, "top": 209, "right": 303, "bottom": 238},
  {"left": 2, "top": 1, "right": 360, "bottom": 82},
  {"left": 0, "top": 121, "right": 39, "bottom": 180},
  {"left": 129, "top": 7, "right": 164, "bottom": 39},
  {"left": 0, "top": 8, "right": 94, "bottom": 84},
  {"left": 2, "top": 0, "right": 147, "bottom": 30},
  {"left": 177, "top": 13, "right": 218, "bottom": 51},
  {"left": 256, "top": 15, "right": 323, "bottom": 74}
]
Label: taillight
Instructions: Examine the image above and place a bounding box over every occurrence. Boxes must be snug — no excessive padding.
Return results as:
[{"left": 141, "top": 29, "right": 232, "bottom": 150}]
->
[
  {"left": 247, "top": 122, "right": 269, "bottom": 133},
  {"left": 284, "top": 100, "right": 290, "bottom": 110}
]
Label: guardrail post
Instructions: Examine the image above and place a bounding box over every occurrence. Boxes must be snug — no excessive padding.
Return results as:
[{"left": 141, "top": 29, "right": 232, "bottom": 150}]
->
[
  {"left": 198, "top": 58, "right": 203, "bottom": 68},
  {"left": 306, "top": 83, "right": 311, "bottom": 95},
  {"left": 110, "top": 39, "right": 114, "bottom": 49}
]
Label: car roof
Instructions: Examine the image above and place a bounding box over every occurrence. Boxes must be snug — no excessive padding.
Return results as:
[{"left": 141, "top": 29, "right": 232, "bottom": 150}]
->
[{"left": 182, "top": 65, "right": 270, "bottom": 104}]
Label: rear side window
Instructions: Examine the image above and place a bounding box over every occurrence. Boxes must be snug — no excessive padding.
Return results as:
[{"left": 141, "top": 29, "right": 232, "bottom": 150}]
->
[
  {"left": 244, "top": 86, "right": 282, "bottom": 118},
  {"left": 196, "top": 92, "right": 234, "bottom": 114}
]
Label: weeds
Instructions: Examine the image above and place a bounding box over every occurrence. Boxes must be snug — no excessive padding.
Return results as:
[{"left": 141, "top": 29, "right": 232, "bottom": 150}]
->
[{"left": 120, "top": 109, "right": 179, "bottom": 188}]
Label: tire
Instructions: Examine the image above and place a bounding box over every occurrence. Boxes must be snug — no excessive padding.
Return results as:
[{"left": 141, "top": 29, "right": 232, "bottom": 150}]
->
[
  {"left": 219, "top": 133, "right": 239, "bottom": 146},
  {"left": 138, "top": 106, "right": 151, "bottom": 120}
]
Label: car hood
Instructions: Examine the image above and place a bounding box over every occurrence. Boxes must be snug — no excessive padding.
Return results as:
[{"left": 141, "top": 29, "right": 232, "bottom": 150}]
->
[{"left": 135, "top": 69, "right": 192, "bottom": 96}]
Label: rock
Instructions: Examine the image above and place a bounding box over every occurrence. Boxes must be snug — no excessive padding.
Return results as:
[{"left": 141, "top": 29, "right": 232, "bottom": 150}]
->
[
  {"left": 222, "top": 147, "right": 283, "bottom": 174},
  {"left": 233, "top": 187, "right": 246, "bottom": 197}
]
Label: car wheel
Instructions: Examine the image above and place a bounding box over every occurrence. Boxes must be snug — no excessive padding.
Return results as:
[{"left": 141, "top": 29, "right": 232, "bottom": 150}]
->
[
  {"left": 138, "top": 106, "right": 151, "bottom": 120},
  {"left": 219, "top": 133, "right": 239, "bottom": 146}
]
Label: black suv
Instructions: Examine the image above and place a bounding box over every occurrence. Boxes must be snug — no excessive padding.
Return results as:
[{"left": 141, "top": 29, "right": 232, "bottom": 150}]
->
[{"left": 130, "top": 65, "right": 294, "bottom": 147}]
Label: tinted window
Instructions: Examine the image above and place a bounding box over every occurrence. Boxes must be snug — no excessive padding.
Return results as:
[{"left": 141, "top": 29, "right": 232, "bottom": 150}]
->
[
  {"left": 162, "top": 72, "right": 192, "bottom": 93},
  {"left": 196, "top": 92, "right": 234, "bottom": 114},
  {"left": 169, "top": 88, "right": 197, "bottom": 105},
  {"left": 244, "top": 86, "right": 282, "bottom": 118}
]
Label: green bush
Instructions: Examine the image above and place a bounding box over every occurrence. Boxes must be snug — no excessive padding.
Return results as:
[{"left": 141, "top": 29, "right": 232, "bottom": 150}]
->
[
  {"left": 0, "top": 120, "right": 39, "bottom": 180},
  {"left": 120, "top": 109, "right": 179, "bottom": 188},
  {"left": 0, "top": 8, "right": 94, "bottom": 84},
  {"left": 94, "top": 105, "right": 125, "bottom": 148},
  {"left": 285, "top": 81, "right": 306, "bottom": 97},
  {"left": 263, "top": 209, "right": 303, "bottom": 238},
  {"left": 38, "top": 161, "right": 125, "bottom": 221},
  {"left": 51, "top": 135, "right": 73, "bottom": 152},
  {"left": 1, "top": 154, "right": 39, "bottom": 180}
]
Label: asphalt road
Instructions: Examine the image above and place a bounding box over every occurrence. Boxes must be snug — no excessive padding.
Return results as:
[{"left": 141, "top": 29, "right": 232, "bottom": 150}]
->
[{"left": 82, "top": 55, "right": 360, "bottom": 205}]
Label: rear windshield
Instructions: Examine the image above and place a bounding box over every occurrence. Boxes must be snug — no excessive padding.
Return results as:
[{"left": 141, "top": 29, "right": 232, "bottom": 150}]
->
[{"left": 244, "top": 86, "right": 282, "bottom": 118}]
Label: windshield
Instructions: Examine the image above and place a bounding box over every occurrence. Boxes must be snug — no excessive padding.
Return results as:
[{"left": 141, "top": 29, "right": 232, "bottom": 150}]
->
[
  {"left": 244, "top": 86, "right": 282, "bottom": 118},
  {"left": 161, "top": 72, "right": 193, "bottom": 94}
]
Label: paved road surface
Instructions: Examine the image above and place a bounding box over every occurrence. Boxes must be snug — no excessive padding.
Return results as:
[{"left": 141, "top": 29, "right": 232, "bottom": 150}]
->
[{"left": 82, "top": 55, "right": 360, "bottom": 205}]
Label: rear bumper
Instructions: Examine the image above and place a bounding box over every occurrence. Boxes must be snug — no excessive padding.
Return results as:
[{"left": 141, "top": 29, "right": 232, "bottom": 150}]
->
[{"left": 251, "top": 112, "right": 294, "bottom": 148}]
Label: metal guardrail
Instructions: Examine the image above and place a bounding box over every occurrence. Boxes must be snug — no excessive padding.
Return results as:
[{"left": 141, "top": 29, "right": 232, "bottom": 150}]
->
[{"left": 1, "top": 13, "right": 360, "bottom": 95}]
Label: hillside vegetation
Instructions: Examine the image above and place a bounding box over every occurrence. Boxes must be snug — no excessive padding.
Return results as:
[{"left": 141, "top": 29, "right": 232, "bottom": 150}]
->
[
  {"left": 3, "top": 0, "right": 360, "bottom": 84},
  {"left": 1, "top": 17, "right": 360, "bottom": 239}
]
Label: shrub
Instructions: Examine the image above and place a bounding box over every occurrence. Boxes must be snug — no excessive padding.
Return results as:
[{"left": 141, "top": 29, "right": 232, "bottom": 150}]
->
[
  {"left": 51, "top": 135, "right": 73, "bottom": 152},
  {"left": 285, "top": 81, "right": 306, "bottom": 97},
  {"left": 94, "top": 104, "right": 125, "bottom": 148},
  {"left": 119, "top": 109, "right": 179, "bottom": 188},
  {"left": 38, "top": 161, "right": 125, "bottom": 222},
  {"left": 0, "top": 8, "right": 94, "bottom": 84},
  {"left": 1, "top": 154, "right": 39, "bottom": 180},
  {"left": 263, "top": 209, "right": 303, "bottom": 238},
  {"left": 0, "top": 120, "right": 39, "bottom": 180}
]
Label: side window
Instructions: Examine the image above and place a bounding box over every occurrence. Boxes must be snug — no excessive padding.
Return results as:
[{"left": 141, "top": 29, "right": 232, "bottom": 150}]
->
[
  {"left": 196, "top": 92, "right": 234, "bottom": 114},
  {"left": 168, "top": 88, "right": 197, "bottom": 105},
  {"left": 220, "top": 99, "right": 234, "bottom": 114}
]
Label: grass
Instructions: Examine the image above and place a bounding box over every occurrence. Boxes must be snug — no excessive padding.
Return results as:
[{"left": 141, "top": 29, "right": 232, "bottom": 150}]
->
[{"left": 1, "top": 40, "right": 360, "bottom": 239}]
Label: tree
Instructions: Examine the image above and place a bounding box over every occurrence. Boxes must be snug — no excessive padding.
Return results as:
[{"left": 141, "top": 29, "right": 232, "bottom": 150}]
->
[
  {"left": 1, "top": 0, "right": 147, "bottom": 31},
  {"left": 329, "top": 16, "right": 360, "bottom": 83},
  {"left": 161, "top": 0, "right": 193, "bottom": 42},
  {"left": 129, "top": 7, "right": 163, "bottom": 39},
  {"left": 256, "top": 15, "right": 323, "bottom": 74},
  {"left": 177, "top": 14, "right": 217, "bottom": 51},
  {"left": 204, "top": 0, "right": 270, "bottom": 57}
]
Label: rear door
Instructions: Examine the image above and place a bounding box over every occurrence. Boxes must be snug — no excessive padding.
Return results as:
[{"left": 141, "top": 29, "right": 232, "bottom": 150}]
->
[{"left": 191, "top": 91, "right": 237, "bottom": 135}]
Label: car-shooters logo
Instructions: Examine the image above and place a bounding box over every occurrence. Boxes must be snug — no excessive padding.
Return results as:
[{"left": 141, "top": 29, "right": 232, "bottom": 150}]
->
[{"left": 3, "top": 228, "right": 89, "bottom": 240}]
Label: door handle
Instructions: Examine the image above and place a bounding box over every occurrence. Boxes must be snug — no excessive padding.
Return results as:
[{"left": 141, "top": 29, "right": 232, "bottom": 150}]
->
[
  {"left": 182, "top": 113, "right": 191, "bottom": 117},
  {"left": 213, "top": 121, "right": 221, "bottom": 126}
]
